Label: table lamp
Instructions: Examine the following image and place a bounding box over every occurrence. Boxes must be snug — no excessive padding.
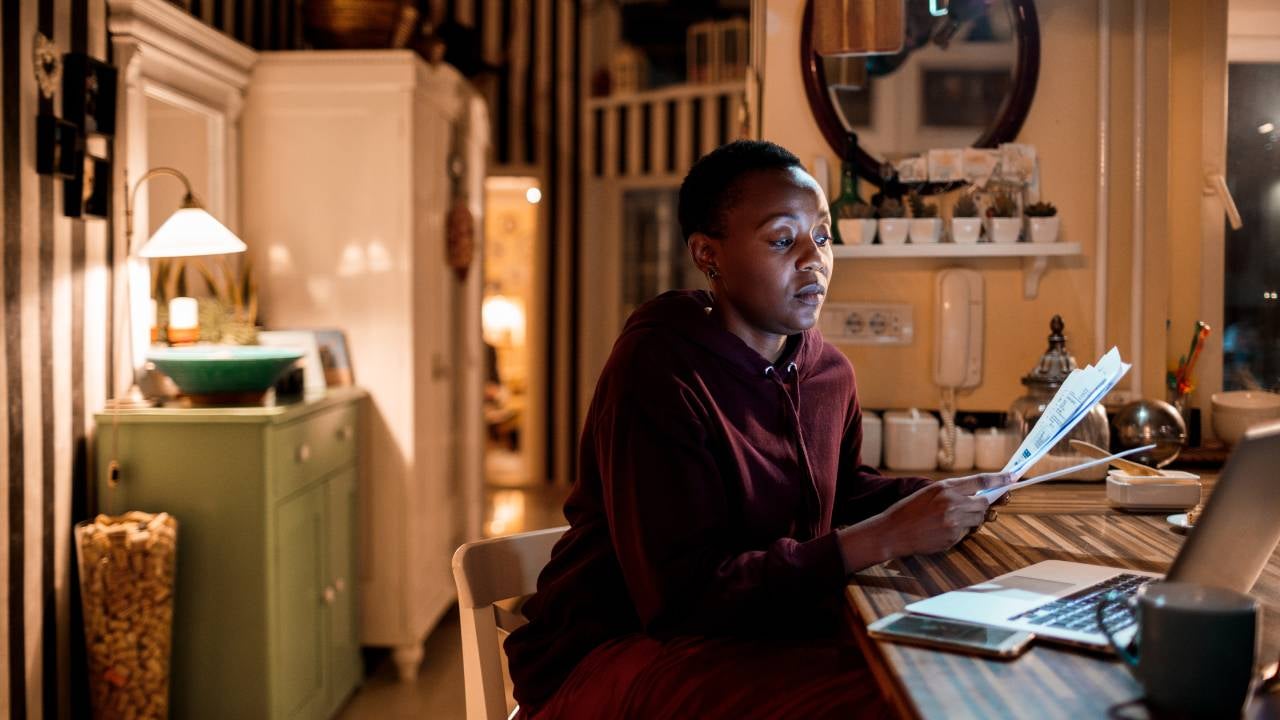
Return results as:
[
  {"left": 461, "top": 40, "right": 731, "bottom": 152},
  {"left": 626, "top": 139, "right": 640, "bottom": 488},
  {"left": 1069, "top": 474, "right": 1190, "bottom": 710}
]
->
[
  {"left": 481, "top": 294, "right": 526, "bottom": 348},
  {"left": 107, "top": 167, "right": 246, "bottom": 408}
]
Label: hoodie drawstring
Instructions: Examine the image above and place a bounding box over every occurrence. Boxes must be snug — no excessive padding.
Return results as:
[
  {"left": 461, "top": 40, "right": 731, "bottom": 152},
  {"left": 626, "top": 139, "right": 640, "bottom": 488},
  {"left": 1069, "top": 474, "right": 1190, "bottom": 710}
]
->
[{"left": 766, "top": 363, "right": 821, "bottom": 537}]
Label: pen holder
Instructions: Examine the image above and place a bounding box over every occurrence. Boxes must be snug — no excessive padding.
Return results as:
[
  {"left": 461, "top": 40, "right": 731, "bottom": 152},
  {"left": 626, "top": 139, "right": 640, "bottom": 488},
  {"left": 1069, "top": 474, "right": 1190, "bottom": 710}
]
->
[{"left": 1167, "top": 391, "right": 1201, "bottom": 447}]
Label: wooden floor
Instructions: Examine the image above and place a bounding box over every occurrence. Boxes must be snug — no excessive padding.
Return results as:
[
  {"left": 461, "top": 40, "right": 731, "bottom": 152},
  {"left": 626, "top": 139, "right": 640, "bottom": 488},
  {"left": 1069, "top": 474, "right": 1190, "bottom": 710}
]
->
[{"left": 336, "top": 480, "right": 570, "bottom": 720}]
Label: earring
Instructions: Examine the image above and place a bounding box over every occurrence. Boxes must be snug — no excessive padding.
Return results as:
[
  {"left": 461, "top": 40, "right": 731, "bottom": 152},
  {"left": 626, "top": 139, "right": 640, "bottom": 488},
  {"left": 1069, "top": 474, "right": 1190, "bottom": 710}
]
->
[{"left": 707, "top": 267, "right": 720, "bottom": 280}]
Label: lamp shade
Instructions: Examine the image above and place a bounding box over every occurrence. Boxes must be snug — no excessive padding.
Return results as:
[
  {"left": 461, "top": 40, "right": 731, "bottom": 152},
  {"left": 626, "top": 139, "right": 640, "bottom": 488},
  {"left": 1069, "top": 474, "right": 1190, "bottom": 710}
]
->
[
  {"left": 138, "top": 207, "right": 247, "bottom": 258},
  {"left": 481, "top": 294, "right": 526, "bottom": 347}
]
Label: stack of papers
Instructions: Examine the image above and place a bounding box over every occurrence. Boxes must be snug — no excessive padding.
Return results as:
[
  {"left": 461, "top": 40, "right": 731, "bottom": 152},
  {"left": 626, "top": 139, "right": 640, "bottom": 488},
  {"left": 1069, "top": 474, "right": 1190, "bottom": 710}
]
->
[{"left": 978, "top": 347, "right": 1141, "bottom": 504}]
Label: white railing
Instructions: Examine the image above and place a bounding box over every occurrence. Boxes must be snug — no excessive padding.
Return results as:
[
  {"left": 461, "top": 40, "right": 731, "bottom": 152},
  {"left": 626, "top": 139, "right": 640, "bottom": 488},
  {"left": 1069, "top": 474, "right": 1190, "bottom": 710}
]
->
[{"left": 584, "top": 80, "right": 749, "bottom": 182}]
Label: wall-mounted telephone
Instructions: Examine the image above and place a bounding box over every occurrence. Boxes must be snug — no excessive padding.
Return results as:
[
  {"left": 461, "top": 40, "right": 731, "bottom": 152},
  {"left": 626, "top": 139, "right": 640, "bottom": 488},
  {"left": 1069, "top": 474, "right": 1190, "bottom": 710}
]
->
[
  {"left": 934, "top": 269, "right": 984, "bottom": 469},
  {"left": 934, "top": 268, "right": 985, "bottom": 389}
]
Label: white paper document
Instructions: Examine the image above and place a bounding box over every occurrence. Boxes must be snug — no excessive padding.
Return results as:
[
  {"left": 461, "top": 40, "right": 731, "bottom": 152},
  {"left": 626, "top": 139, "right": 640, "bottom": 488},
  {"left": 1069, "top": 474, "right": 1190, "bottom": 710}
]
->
[
  {"left": 977, "top": 444, "right": 1156, "bottom": 504},
  {"left": 971, "top": 347, "right": 1136, "bottom": 505},
  {"left": 1001, "top": 347, "right": 1130, "bottom": 481}
]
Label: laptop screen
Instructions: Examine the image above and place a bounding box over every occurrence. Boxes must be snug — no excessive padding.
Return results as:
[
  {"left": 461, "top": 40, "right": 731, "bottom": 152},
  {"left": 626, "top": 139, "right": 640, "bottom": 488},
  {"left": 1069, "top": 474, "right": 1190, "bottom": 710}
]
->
[{"left": 1167, "top": 418, "right": 1280, "bottom": 594}]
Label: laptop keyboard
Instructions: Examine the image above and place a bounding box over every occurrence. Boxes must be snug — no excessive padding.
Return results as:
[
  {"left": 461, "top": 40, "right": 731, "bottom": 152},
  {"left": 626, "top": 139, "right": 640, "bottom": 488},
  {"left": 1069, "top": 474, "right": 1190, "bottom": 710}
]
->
[{"left": 1008, "top": 573, "right": 1153, "bottom": 634}]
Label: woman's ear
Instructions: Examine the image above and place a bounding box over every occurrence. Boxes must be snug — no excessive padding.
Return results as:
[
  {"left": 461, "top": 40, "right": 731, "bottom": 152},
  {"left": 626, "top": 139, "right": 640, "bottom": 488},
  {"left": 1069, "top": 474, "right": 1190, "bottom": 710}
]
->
[{"left": 687, "top": 232, "right": 721, "bottom": 276}]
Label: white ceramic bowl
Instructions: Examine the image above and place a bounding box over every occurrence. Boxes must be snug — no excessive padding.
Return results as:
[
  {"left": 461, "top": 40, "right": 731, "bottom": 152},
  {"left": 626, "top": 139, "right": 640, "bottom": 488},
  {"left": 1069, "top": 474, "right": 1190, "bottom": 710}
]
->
[
  {"left": 878, "top": 218, "right": 909, "bottom": 245},
  {"left": 837, "top": 218, "right": 877, "bottom": 245},
  {"left": 1211, "top": 390, "right": 1280, "bottom": 445},
  {"left": 951, "top": 217, "right": 982, "bottom": 244}
]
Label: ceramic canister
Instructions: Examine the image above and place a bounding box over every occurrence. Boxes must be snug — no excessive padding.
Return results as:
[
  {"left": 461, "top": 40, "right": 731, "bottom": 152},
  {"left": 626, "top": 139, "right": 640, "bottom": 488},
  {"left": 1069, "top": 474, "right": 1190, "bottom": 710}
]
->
[
  {"left": 884, "top": 409, "right": 939, "bottom": 471},
  {"left": 861, "top": 411, "right": 882, "bottom": 468},
  {"left": 975, "top": 427, "right": 1016, "bottom": 471}
]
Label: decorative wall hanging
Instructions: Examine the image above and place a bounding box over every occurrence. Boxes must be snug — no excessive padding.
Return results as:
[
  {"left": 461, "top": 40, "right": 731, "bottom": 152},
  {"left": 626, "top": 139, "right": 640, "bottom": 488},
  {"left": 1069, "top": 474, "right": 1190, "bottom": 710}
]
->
[
  {"left": 36, "top": 114, "right": 83, "bottom": 178},
  {"left": 62, "top": 52, "right": 118, "bottom": 136},
  {"left": 444, "top": 127, "right": 474, "bottom": 280},
  {"left": 446, "top": 196, "right": 475, "bottom": 281},
  {"left": 33, "top": 32, "right": 61, "bottom": 100},
  {"left": 64, "top": 152, "right": 111, "bottom": 219}
]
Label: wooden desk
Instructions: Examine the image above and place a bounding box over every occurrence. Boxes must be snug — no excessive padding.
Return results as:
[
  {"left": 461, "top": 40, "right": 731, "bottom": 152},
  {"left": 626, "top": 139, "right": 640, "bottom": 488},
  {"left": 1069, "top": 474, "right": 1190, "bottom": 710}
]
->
[{"left": 845, "top": 473, "right": 1280, "bottom": 719}]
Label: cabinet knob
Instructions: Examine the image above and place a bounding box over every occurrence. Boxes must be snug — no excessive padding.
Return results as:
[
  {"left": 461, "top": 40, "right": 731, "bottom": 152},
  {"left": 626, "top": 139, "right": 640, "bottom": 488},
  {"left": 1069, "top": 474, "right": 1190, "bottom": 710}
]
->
[
  {"left": 322, "top": 586, "right": 336, "bottom": 605},
  {"left": 334, "top": 578, "right": 345, "bottom": 593},
  {"left": 337, "top": 425, "right": 353, "bottom": 442},
  {"left": 296, "top": 444, "right": 312, "bottom": 463}
]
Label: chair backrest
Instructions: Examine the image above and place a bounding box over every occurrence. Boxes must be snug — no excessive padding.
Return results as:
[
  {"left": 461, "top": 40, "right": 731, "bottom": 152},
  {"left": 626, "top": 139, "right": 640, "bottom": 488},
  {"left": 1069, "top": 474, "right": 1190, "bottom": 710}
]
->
[{"left": 452, "top": 526, "right": 568, "bottom": 720}]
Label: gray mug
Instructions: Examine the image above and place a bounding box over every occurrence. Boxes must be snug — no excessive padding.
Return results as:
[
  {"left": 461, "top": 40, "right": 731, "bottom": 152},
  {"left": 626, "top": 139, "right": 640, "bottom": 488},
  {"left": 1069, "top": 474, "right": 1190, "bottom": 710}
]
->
[{"left": 1097, "top": 581, "right": 1259, "bottom": 717}]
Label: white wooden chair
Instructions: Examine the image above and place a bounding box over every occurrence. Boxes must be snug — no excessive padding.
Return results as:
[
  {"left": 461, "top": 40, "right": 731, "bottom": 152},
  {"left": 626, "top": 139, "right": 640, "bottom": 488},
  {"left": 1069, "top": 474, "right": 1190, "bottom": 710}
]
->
[{"left": 452, "top": 526, "right": 568, "bottom": 720}]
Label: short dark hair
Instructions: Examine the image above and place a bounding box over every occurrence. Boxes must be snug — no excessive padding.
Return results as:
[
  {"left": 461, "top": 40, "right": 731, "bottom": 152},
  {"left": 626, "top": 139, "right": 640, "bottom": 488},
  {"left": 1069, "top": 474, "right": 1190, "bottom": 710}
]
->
[{"left": 677, "top": 140, "right": 803, "bottom": 243}]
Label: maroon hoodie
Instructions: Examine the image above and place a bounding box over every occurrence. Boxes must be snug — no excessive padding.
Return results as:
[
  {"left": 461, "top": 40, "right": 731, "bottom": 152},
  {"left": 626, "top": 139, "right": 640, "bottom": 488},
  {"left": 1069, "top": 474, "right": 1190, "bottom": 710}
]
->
[{"left": 505, "top": 290, "right": 929, "bottom": 711}]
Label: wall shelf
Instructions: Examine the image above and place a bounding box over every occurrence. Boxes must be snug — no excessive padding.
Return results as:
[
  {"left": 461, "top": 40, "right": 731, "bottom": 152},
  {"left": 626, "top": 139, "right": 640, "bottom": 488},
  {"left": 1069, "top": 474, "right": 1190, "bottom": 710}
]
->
[{"left": 831, "top": 242, "right": 1082, "bottom": 299}]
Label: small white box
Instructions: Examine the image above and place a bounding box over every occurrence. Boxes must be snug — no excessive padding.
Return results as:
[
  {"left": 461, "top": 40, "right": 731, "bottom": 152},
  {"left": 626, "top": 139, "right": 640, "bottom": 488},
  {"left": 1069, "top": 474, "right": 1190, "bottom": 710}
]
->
[{"left": 1105, "top": 470, "right": 1201, "bottom": 511}]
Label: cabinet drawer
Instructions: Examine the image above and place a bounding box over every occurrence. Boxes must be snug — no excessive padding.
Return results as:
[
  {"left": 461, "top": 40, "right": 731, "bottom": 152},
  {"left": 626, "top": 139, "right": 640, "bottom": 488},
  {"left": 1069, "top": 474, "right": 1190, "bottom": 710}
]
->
[{"left": 271, "top": 404, "right": 358, "bottom": 499}]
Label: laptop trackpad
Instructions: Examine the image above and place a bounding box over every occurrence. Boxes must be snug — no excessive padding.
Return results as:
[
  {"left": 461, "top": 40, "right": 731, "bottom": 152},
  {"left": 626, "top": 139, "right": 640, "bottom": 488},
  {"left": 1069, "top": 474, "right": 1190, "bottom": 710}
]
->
[{"left": 970, "top": 575, "right": 1076, "bottom": 601}]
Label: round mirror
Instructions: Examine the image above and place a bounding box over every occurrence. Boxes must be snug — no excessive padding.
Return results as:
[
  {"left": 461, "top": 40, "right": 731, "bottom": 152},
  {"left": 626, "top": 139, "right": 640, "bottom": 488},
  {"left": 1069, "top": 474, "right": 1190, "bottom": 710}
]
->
[{"left": 800, "top": 0, "right": 1040, "bottom": 191}]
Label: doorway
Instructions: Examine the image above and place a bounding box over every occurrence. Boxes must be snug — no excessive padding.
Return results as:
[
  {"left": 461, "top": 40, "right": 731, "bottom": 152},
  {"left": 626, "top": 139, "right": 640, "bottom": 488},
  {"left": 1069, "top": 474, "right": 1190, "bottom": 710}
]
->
[{"left": 482, "top": 176, "right": 540, "bottom": 495}]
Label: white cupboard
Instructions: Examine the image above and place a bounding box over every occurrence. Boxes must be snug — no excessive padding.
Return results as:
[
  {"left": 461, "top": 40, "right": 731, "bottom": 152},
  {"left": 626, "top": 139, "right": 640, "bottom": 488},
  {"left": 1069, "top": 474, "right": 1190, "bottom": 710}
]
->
[{"left": 243, "top": 50, "right": 488, "bottom": 680}]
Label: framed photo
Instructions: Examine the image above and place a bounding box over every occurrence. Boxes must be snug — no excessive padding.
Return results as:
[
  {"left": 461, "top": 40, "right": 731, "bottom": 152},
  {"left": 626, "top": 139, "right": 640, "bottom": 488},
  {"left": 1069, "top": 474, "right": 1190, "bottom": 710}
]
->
[
  {"left": 63, "top": 152, "right": 110, "bottom": 219},
  {"left": 82, "top": 154, "right": 111, "bottom": 218},
  {"left": 258, "top": 330, "right": 326, "bottom": 395},
  {"left": 36, "top": 114, "right": 82, "bottom": 178},
  {"left": 62, "top": 52, "right": 118, "bottom": 136},
  {"left": 314, "top": 329, "right": 353, "bottom": 387}
]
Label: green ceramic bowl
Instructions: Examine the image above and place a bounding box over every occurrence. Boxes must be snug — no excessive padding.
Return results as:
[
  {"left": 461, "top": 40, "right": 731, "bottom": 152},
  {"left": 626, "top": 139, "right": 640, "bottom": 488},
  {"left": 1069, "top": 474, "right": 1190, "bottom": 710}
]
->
[{"left": 147, "top": 346, "right": 305, "bottom": 396}]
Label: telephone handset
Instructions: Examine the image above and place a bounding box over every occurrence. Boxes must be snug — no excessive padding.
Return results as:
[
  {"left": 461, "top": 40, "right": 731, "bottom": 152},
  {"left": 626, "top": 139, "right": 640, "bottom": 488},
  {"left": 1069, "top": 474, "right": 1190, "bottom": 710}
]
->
[
  {"left": 934, "top": 268, "right": 984, "bottom": 389},
  {"left": 935, "top": 269, "right": 984, "bottom": 468}
]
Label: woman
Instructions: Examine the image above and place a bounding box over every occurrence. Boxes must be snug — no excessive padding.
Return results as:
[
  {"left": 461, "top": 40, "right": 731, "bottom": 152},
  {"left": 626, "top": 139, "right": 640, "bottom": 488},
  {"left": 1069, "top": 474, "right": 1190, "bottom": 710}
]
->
[{"left": 505, "top": 140, "right": 1009, "bottom": 718}]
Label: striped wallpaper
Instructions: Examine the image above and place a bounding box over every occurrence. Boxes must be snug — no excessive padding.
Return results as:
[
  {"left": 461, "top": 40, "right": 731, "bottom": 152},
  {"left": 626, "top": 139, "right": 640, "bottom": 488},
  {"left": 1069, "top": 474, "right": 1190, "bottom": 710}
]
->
[
  {"left": 4, "top": 0, "right": 114, "bottom": 717},
  {"left": 3, "top": 0, "right": 578, "bottom": 716}
]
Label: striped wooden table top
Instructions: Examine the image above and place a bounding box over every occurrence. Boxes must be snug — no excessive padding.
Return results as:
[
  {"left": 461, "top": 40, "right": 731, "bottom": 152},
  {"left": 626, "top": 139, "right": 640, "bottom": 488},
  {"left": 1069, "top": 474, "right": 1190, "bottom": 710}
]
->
[{"left": 846, "top": 472, "right": 1280, "bottom": 719}]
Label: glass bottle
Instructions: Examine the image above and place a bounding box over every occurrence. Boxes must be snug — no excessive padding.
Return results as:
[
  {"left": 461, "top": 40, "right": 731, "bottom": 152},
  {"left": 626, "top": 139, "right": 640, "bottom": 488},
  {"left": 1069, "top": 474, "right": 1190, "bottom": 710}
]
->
[
  {"left": 828, "top": 133, "right": 863, "bottom": 245},
  {"left": 1006, "top": 315, "right": 1111, "bottom": 480}
]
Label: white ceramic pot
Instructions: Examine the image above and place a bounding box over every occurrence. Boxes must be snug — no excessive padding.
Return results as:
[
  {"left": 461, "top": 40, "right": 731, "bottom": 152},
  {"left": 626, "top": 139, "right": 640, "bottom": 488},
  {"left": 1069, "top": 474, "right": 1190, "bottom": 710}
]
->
[
  {"left": 908, "top": 218, "right": 942, "bottom": 244},
  {"left": 878, "top": 218, "right": 909, "bottom": 245},
  {"left": 987, "top": 217, "right": 1022, "bottom": 244},
  {"left": 884, "top": 408, "right": 939, "bottom": 471},
  {"left": 1027, "top": 216, "right": 1060, "bottom": 243},
  {"left": 951, "top": 217, "right": 982, "bottom": 244},
  {"left": 861, "top": 411, "right": 882, "bottom": 468},
  {"left": 837, "top": 218, "right": 877, "bottom": 245},
  {"left": 1211, "top": 390, "right": 1280, "bottom": 445},
  {"left": 974, "top": 427, "right": 1017, "bottom": 471}
]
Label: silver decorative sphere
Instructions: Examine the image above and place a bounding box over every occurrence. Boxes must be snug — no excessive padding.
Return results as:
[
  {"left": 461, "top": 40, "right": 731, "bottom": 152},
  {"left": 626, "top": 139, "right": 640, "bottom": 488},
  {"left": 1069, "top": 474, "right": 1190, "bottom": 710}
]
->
[{"left": 1113, "top": 399, "right": 1188, "bottom": 467}]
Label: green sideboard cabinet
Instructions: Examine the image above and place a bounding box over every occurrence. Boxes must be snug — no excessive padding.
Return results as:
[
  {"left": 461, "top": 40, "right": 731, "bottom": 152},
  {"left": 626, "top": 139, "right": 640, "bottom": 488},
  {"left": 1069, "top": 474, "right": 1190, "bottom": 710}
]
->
[{"left": 94, "top": 388, "right": 367, "bottom": 719}]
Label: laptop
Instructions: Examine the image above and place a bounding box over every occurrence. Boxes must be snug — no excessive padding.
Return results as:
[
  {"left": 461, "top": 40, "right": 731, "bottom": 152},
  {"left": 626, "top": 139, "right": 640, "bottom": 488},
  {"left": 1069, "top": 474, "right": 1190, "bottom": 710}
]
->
[{"left": 905, "top": 418, "right": 1280, "bottom": 651}]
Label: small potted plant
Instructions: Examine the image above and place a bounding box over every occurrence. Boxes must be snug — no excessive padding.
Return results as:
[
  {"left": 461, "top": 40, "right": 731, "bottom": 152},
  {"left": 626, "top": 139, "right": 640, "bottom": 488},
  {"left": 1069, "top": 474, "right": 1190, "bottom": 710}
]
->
[
  {"left": 951, "top": 193, "right": 982, "bottom": 244},
  {"left": 836, "top": 201, "right": 877, "bottom": 245},
  {"left": 1024, "top": 201, "right": 1060, "bottom": 243},
  {"left": 985, "top": 190, "right": 1021, "bottom": 243},
  {"left": 876, "top": 197, "right": 908, "bottom": 245},
  {"left": 907, "top": 191, "right": 942, "bottom": 244}
]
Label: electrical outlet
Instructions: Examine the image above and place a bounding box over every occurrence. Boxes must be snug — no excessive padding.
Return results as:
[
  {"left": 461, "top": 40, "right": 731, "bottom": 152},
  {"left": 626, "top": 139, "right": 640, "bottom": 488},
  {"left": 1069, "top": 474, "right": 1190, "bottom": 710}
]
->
[{"left": 820, "top": 302, "right": 914, "bottom": 345}]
